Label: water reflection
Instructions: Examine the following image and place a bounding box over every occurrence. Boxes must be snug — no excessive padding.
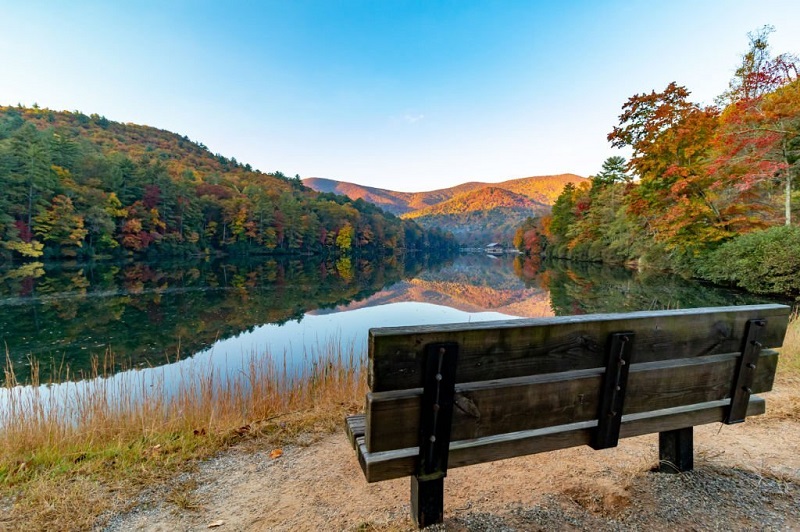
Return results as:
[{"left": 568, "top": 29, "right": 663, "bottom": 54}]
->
[
  {"left": 0, "top": 253, "right": 782, "bottom": 384},
  {"left": 0, "top": 254, "right": 432, "bottom": 382},
  {"left": 524, "top": 258, "right": 778, "bottom": 314}
]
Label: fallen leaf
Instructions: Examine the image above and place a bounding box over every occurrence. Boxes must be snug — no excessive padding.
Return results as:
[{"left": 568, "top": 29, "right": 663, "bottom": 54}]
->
[
  {"left": 207, "top": 520, "right": 225, "bottom": 528},
  {"left": 269, "top": 449, "right": 283, "bottom": 459}
]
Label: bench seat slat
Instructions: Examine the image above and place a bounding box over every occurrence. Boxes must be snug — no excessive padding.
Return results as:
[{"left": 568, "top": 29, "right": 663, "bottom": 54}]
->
[
  {"left": 344, "top": 414, "right": 366, "bottom": 450},
  {"left": 369, "top": 304, "right": 791, "bottom": 392},
  {"left": 366, "top": 350, "right": 778, "bottom": 453},
  {"left": 358, "top": 396, "right": 766, "bottom": 482}
]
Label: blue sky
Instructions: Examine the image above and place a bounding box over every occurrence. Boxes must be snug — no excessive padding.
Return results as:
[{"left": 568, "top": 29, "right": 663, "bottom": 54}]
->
[{"left": 2, "top": 1, "right": 800, "bottom": 192}]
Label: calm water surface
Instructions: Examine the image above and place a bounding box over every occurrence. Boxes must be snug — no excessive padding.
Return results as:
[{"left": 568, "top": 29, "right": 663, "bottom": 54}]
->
[{"left": 0, "top": 253, "right": 782, "bottom": 388}]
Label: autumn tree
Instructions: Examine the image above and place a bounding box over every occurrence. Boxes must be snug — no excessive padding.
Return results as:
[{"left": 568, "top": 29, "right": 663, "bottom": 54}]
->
[
  {"left": 712, "top": 28, "right": 799, "bottom": 226},
  {"left": 609, "top": 83, "right": 728, "bottom": 253},
  {"left": 336, "top": 222, "right": 354, "bottom": 252},
  {"left": 718, "top": 25, "right": 799, "bottom": 105},
  {"left": 33, "top": 195, "right": 88, "bottom": 256}
]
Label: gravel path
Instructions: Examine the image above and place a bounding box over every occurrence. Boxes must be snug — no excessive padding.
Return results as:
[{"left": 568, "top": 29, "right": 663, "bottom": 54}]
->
[{"left": 102, "top": 416, "right": 800, "bottom": 531}]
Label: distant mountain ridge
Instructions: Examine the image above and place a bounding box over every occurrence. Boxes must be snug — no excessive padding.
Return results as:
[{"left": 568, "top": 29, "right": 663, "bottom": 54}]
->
[
  {"left": 304, "top": 174, "right": 584, "bottom": 215},
  {"left": 304, "top": 173, "right": 587, "bottom": 243},
  {"left": 303, "top": 177, "right": 487, "bottom": 215}
]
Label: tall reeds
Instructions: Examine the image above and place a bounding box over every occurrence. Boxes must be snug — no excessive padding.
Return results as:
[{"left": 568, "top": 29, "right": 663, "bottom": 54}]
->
[{"left": 1, "top": 336, "right": 366, "bottom": 484}]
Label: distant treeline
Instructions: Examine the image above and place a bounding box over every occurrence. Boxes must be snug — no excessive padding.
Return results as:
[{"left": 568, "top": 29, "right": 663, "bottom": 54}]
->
[
  {"left": 0, "top": 106, "right": 456, "bottom": 261},
  {"left": 514, "top": 27, "right": 800, "bottom": 297}
]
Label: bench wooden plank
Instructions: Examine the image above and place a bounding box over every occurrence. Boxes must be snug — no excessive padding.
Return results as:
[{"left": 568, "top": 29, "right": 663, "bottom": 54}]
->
[
  {"left": 358, "top": 396, "right": 766, "bottom": 482},
  {"left": 344, "top": 414, "right": 366, "bottom": 450},
  {"left": 369, "top": 304, "right": 790, "bottom": 392},
  {"left": 365, "top": 350, "right": 778, "bottom": 452}
]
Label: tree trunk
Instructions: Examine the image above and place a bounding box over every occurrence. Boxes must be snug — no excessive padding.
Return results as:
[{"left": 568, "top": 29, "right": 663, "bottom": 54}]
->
[
  {"left": 784, "top": 137, "right": 792, "bottom": 227},
  {"left": 27, "top": 181, "right": 34, "bottom": 237}
]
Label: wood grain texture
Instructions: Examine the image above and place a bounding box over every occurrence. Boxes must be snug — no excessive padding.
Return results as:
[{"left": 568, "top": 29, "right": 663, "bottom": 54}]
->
[
  {"left": 365, "top": 350, "right": 778, "bottom": 452},
  {"left": 344, "top": 415, "right": 366, "bottom": 450},
  {"left": 368, "top": 304, "right": 790, "bottom": 392},
  {"left": 358, "top": 396, "right": 766, "bottom": 482}
]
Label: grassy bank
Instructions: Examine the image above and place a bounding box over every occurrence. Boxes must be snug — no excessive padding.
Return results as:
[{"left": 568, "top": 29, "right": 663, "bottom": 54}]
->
[{"left": 1, "top": 342, "right": 366, "bottom": 531}]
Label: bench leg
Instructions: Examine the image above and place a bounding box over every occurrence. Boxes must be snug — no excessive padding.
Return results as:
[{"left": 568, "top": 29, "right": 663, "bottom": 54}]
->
[
  {"left": 659, "top": 427, "right": 693, "bottom": 473},
  {"left": 411, "top": 476, "right": 444, "bottom": 528}
]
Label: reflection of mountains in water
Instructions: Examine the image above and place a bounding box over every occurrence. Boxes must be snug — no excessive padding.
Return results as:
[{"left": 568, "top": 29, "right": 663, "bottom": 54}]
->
[{"left": 311, "top": 255, "right": 554, "bottom": 318}]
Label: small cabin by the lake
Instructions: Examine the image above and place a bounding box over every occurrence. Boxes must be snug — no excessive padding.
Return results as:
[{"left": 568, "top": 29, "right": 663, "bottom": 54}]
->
[{"left": 485, "top": 242, "right": 504, "bottom": 255}]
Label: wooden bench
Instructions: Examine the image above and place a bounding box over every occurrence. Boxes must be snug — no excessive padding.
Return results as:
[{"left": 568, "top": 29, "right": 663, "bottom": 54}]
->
[{"left": 344, "top": 304, "right": 791, "bottom": 528}]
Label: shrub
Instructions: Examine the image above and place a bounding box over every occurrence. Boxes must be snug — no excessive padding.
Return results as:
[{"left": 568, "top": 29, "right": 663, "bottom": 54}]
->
[{"left": 699, "top": 225, "right": 800, "bottom": 297}]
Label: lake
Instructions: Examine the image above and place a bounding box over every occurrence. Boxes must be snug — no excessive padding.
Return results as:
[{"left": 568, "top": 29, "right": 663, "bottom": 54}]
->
[{"left": 0, "top": 252, "right": 782, "bottom": 386}]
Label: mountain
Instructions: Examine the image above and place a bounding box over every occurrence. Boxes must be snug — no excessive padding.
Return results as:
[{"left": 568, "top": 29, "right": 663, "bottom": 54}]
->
[
  {"left": 304, "top": 174, "right": 587, "bottom": 243},
  {"left": 405, "top": 187, "right": 545, "bottom": 218},
  {"left": 303, "top": 177, "right": 486, "bottom": 216},
  {"left": 495, "top": 174, "right": 588, "bottom": 205},
  {"left": 404, "top": 187, "right": 550, "bottom": 242},
  {"left": 0, "top": 105, "right": 455, "bottom": 260}
]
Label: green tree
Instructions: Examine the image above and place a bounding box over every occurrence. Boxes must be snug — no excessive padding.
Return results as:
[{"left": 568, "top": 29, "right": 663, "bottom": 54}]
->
[
  {"left": 9, "top": 124, "right": 56, "bottom": 239},
  {"left": 591, "top": 156, "right": 630, "bottom": 188},
  {"left": 547, "top": 182, "right": 578, "bottom": 254}
]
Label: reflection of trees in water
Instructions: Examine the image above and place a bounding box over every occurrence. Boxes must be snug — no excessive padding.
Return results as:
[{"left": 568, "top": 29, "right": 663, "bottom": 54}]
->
[
  {"left": 2, "top": 252, "right": 782, "bottom": 383},
  {"left": 0, "top": 253, "right": 444, "bottom": 383},
  {"left": 515, "top": 258, "right": 779, "bottom": 316}
]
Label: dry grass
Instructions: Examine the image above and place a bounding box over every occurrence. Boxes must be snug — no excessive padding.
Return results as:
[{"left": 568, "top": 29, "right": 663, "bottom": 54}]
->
[
  {"left": 766, "top": 310, "right": 800, "bottom": 422},
  {"left": 779, "top": 309, "right": 800, "bottom": 376},
  {"left": 0, "top": 340, "right": 367, "bottom": 531}
]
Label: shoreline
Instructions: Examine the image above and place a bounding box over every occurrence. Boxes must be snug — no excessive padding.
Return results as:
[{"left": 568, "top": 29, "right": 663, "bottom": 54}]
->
[{"left": 1, "top": 316, "right": 797, "bottom": 530}]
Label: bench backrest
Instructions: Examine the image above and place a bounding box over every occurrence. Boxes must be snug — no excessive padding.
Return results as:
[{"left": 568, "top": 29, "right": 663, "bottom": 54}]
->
[{"left": 358, "top": 304, "right": 790, "bottom": 482}]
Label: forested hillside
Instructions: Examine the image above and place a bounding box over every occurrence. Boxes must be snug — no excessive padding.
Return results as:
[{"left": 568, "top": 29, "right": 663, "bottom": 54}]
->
[
  {"left": 404, "top": 187, "right": 549, "bottom": 242},
  {"left": 516, "top": 28, "right": 800, "bottom": 296},
  {"left": 405, "top": 187, "right": 545, "bottom": 218},
  {"left": 0, "top": 107, "right": 454, "bottom": 261}
]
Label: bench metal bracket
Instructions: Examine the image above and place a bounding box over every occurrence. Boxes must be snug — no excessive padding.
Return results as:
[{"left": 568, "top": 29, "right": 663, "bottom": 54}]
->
[
  {"left": 726, "top": 318, "right": 766, "bottom": 424},
  {"left": 417, "top": 342, "right": 459, "bottom": 480},
  {"left": 592, "top": 332, "right": 634, "bottom": 450},
  {"left": 411, "top": 342, "right": 458, "bottom": 527}
]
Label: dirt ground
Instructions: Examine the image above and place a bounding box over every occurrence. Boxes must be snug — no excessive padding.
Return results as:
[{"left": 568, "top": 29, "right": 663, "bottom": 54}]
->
[{"left": 102, "top": 389, "right": 800, "bottom": 532}]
